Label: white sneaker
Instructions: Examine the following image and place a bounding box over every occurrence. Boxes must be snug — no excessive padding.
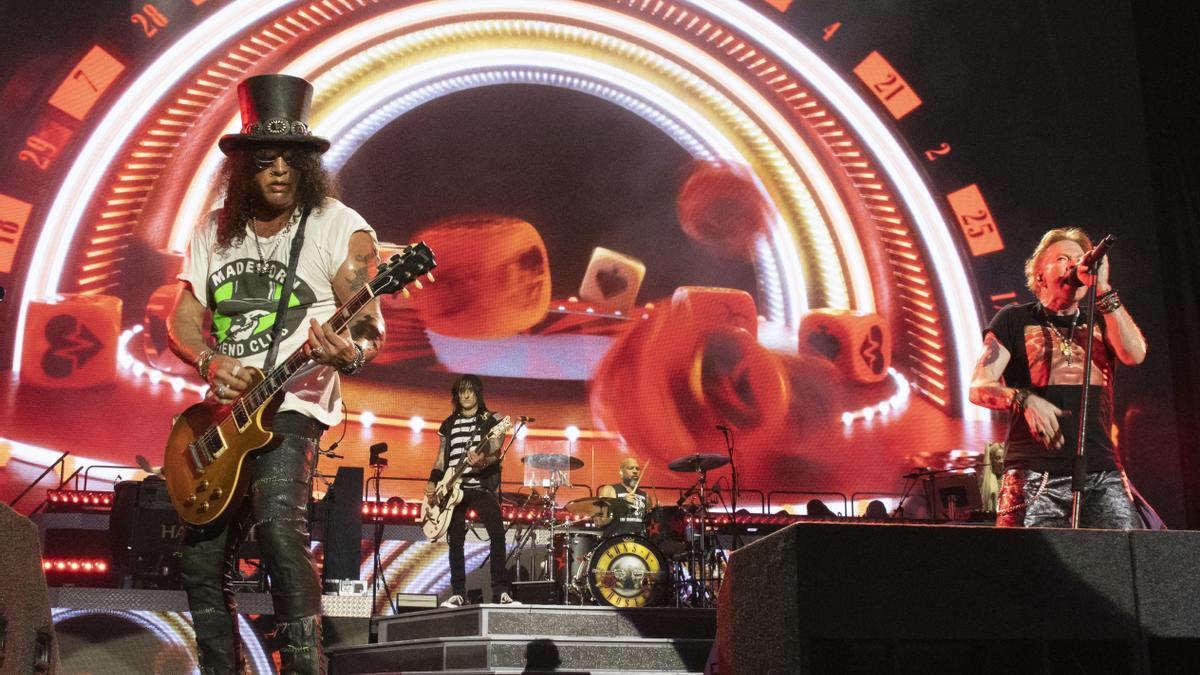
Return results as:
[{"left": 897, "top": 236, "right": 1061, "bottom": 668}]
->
[
  {"left": 498, "top": 592, "right": 521, "bottom": 605},
  {"left": 441, "top": 594, "right": 466, "bottom": 608}
]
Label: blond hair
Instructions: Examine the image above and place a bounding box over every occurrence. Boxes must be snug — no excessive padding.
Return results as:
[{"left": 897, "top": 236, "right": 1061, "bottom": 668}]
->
[{"left": 1024, "top": 227, "right": 1092, "bottom": 294}]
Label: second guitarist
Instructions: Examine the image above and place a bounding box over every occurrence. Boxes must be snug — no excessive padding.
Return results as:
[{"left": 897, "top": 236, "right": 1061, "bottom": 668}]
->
[{"left": 425, "top": 375, "right": 520, "bottom": 607}]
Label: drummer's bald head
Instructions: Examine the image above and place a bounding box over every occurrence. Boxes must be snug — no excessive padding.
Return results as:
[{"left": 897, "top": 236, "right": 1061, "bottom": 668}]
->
[{"left": 620, "top": 458, "right": 640, "bottom": 471}]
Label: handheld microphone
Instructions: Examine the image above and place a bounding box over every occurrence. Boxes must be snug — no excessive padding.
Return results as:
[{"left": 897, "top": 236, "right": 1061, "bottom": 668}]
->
[
  {"left": 1068, "top": 234, "right": 1116, "bottom": 286},
  {"left": 518, "top": 415, "right": 536, "bottom": 423}
]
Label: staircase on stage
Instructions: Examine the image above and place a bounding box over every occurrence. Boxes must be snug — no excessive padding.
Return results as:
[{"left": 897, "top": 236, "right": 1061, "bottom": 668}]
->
[{"left": 329, "top": 603, "right": 716, "bottom": 675}]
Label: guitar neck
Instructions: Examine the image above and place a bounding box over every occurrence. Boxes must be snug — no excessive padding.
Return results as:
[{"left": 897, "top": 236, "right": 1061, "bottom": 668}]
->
[
  {"left": 443, "top": 418, "right": 501, "bottom": 485},
  {"left": 238, "top": 284, "right": 375, "bottom": 414}
]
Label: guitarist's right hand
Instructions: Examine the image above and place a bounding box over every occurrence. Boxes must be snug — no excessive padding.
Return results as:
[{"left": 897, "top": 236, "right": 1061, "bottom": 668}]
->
[{"left": 203, "top": 353, "right": 254, "bottom": 405}]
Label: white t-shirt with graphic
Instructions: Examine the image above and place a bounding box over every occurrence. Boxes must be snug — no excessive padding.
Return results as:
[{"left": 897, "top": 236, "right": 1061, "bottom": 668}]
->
[{"left": 179, "top": 198, "right": 376, "bottom": 427}]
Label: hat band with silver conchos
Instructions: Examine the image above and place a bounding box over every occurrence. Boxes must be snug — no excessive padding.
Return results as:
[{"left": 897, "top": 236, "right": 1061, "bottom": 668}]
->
[{"left": 243, "top": 119, "right": 312, "bottom": 136}]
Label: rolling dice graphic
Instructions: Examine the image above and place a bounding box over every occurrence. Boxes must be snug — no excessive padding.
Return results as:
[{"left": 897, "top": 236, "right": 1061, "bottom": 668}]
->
[
  {"left": 797, "top": 309, "right": 892, "bottom": 384},
  {"left": 579, "top": 247, "right": 645, "bottom": 312},
  {"left": 22, "top": 294, "right": 122, "bottom": 388}
]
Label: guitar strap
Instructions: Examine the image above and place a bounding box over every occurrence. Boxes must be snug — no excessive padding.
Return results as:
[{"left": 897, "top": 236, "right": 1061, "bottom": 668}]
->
[{"left": 262, "top": 206, "right": 310, "bottom": 371}]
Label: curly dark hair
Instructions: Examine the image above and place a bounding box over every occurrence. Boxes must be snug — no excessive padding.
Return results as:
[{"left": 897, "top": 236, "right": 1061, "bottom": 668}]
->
[{"left": 214, "top": 146, "right": 338, "bottom": 251}]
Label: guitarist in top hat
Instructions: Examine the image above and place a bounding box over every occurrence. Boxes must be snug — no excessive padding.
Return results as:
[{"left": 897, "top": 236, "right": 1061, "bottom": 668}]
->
[
  {"left": 424, "top": 374, "right": 520, "bottom": 607},
  {"left": 167, "top": 74, "right": 384, "bottom": 674}
]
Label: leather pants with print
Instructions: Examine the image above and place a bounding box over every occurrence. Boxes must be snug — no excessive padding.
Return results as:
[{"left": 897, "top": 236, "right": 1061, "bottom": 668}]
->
[
  {"left": 179, "top": 413, "right": 326, "bottom": 674},
  {"left": 996, "top": 468, "right": 1140, "bottom": 529}
]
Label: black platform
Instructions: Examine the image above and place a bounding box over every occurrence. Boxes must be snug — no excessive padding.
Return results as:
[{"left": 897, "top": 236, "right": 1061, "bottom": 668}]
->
[
  {"left": 328, "top": 604, "right": 716, "bottom": 674},
  {"left": 718, "top": 522, "right": 1200, "bottom": 674}
]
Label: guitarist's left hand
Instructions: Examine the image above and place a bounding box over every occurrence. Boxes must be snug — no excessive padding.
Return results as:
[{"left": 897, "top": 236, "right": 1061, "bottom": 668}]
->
[{"left": 306, "top": 318, "right": 358, "bottom": 369}]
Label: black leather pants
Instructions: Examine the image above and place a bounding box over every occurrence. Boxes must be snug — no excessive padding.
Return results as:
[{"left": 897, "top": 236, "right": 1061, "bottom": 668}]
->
[
  {"left": 179, "top": 413, "right": 326, "bottom": 674},
  {"left": 996, "top": 468, "right": 1140, "bottom": 529}
]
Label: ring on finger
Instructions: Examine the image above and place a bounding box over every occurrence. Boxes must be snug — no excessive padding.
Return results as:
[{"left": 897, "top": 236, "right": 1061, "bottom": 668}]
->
[
  {"left": 311, "top": 347, "right": 324, "bottom": 358},
  {"left": 216, "top": 384, "right": 226, "bottom": 397}
]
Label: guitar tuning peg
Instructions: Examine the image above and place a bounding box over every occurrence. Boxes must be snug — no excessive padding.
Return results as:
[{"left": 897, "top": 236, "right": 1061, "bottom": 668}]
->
[
  {"left": 413, "top": 279, "right": 424, "bottom": 290},
  {"left": 401, "top": 288, "right": 411, "bottom": 298},
  {"left": 426, "top": 272, "right": 436, "bottom": 282}
]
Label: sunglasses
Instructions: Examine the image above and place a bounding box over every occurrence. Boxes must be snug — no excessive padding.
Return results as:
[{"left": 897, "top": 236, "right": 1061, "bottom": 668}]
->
[{"left": 252, "top": 149, "right": 298, "bottom": 171}]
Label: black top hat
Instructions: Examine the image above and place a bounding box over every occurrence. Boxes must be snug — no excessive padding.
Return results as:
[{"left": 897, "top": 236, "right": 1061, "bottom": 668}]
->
[{"left": 219, "top": 74, "right": 330, "bottom": 155}]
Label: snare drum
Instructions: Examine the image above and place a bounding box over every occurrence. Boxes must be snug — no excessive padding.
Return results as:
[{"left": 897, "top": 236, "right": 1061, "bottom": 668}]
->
[
  {"left": 587, "top": 534, "right": 670, "bottom": 607},
  {"left": 644, "top": 505, "right": 688, "bottom": 557}
]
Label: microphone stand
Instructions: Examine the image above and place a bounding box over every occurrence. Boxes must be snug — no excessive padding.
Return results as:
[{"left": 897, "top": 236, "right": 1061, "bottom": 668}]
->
[
  {"left": 1069, "top": 280, "right": 1101, "bottom": 528},
  {"left": 718, "top": 427, "right": 742, "bottom": 551}
]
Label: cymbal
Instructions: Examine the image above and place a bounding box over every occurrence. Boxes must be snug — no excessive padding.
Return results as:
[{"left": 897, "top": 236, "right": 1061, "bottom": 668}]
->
[
  {"left": 521, "top": 454, "right": 584, "bottom": 471},
  {"left": 667, "top": 453, "right": 730, "bottom": 473},
  {"left": 563, "top": 496, "right": 621, "bottom": 517}
]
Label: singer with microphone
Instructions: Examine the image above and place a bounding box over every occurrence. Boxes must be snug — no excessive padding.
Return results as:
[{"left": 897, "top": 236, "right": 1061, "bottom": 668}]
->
[
  {"left": 424, "top": 374, "right": 520, "bottom": 606},
  {"left": 594, "top": 457, "right": 657, "bottom": 537},
  {"left": 968, "top": 228, "right": 1146, "bottom": 528}
]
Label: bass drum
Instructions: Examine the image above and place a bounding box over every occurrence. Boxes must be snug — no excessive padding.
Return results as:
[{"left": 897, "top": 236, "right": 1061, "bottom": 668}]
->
[{"left": 587, "top": 534, "right": 671, "bottom": 608}]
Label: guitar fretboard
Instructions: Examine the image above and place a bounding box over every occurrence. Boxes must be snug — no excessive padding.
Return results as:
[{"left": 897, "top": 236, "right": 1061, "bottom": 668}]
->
[{"left": 229, "top": 280, "right": 377, "bottom": 429}]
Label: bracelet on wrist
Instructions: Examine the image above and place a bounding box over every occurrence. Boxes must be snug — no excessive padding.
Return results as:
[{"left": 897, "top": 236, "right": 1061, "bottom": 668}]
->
[
  {"left": 1096, "top": 289, "right": 1121, "bottom": 315},
  {"left": 1011, "top": 388, "right": 1033, "bottom": 411},
  {"left": 195, "top": 349, "right": 216, "bottom": 381},
  {"left": 339, "top": 343, "right": 366, "bottom": 375}
]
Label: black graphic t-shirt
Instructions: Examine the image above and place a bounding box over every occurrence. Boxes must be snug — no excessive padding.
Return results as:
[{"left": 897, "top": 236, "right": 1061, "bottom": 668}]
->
[
  {"left": 604, "top": 483, "right": 649, "bottom": 537},
  {"left": 986, "top": 301, "right": 1118, "bottom": 473},
  {"left": 179, "top": 198, "right": 376, "bottom": 426}
]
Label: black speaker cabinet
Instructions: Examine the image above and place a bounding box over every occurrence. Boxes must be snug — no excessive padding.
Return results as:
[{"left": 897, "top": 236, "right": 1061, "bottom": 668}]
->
[{"left": 719, "top": 522, "right": 1200, "bottom": 674}]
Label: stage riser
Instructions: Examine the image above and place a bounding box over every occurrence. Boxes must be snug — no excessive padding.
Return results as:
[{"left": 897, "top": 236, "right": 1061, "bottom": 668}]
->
[
  {"left": 328, "top": 636, "right": 712, "bottom": 674},
  {"left": 719, "top": 523, "right": 1200, "bottom": 674},
  {"left": 375, "top": 605, "right": 716, "bottom": 642}
]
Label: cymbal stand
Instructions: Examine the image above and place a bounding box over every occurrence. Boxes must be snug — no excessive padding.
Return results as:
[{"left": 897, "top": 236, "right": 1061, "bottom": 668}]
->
[
  {"left": 675, "top": 469, "right": 717, "bottom": 608},
  {"left": 541, "top": 471, "right": 568, "bottom": 592}
]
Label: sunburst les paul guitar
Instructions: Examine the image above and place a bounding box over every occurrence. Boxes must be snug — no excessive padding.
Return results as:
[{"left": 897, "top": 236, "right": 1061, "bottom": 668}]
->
[
  {"left": 163, "top": 242, "right": 437, "bottom": 525},
  {"left": 421, "top": 414, "right": 513, "bottom": 541}
]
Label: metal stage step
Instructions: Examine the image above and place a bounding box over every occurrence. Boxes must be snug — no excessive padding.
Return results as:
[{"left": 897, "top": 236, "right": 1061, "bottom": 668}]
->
[{"left": 328, "top": 604, "right": 716, "bottom": 674}]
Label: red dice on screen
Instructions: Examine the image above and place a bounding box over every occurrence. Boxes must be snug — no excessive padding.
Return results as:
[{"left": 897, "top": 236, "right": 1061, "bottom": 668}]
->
[
  {"left": 670, "top": 286, "right": 758, "bottom": 338},
  {"left": 21, "top": 294, "right": 122, "bottom": 388},
  {"left": 409, "top": 216, "right": 551, "bottom": 337},
  {"left": 797, "top": 309, "right": 892, "bottom": 384}
]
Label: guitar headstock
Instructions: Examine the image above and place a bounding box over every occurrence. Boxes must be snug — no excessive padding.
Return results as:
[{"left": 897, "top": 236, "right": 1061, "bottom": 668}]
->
[
  {"left": 491, "top": 415, "right": 513, "bottom": 438},
  {"left": 372, "top": 241, "right": 437, "bottom": 297}
]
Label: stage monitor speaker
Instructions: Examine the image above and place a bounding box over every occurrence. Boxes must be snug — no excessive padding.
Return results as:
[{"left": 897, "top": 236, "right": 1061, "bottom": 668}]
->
[
  {"left": 512, "top": 581, "right": 559, "bottom": 605},
  {"left": 718, "top": 522, "right": 1197, "bottom": 674},
  {"left": 319, "top": 466, "right": 363, "bottom": 584},
  {"left": 0, "top": 503, "right": 60, "bottom": 673},
  {"left": 110, "top": 476, "right": 182, "bottom": 587}
]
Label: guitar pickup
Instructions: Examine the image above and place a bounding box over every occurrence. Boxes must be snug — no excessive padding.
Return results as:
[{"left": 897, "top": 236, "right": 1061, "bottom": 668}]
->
[{"left": 186, "top": 442, "right": 204, "bottom": 477}]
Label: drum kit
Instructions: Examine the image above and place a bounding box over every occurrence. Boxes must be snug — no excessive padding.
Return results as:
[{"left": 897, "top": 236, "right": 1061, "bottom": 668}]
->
[{"left": 509, "top": 451, "right": 731, "bottom": 608}]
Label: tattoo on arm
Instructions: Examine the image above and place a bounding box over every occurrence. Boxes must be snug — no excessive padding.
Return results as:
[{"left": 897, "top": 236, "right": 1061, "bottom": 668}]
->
[
  {"left": 979, "top": 335, "right": 1001, "bottom": 368},
  {"left": 350, "top": 315, "right": 383, "bottom": 349},
  {"left": 347, "top": 262, "right": 369, "bottom": 292}
]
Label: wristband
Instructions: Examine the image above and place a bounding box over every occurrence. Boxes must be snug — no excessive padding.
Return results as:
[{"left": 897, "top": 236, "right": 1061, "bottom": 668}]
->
[
  {"left": 1096, "top": 289, "right": 1121, "bottom": 315},
  {"left": 1011, "top": 388, "right": 1033, "bottom": 411}
]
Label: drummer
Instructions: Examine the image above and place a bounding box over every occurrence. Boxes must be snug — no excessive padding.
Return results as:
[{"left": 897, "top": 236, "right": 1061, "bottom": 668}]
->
[{"left": 593, "top": 457, "right": 656, "bottom": 537}]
